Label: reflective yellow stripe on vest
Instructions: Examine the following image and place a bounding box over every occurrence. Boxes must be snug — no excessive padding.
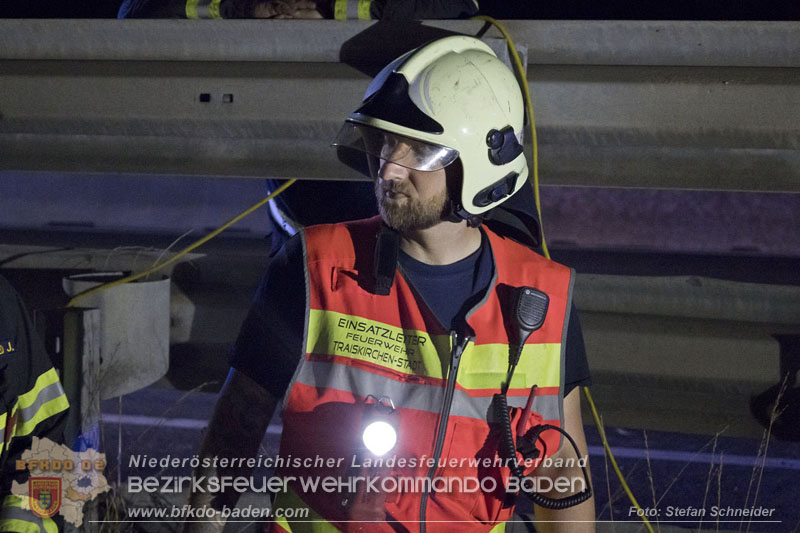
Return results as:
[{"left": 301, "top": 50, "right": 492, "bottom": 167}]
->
[
  {"left": 0, "top": 495, "right": 58, "bottom": 533},
  {"left": 458, "top": 342, "right": 562, "bottom": 390},
  {"left": 186, "top": 0, "right": 222, "bottom": 19},
  {"left": 333, "top": 0, "right": 371, "bottom": 19},
  {"left": 293, "top": 358, "right": 562, "bottom": 422},
  {"left": 307, "top": 309, "right": 562, "bottom": 390},
  {"left": 272, "top": 485, "right": 338, "bottom": 533},
  {"left": 13, "top": 367, "right": 69, "bottom": 439}
]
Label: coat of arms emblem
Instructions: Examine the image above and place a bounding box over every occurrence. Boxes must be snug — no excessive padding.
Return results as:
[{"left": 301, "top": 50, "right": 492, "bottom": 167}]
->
[{"left": 29, "top": 478, "right": 61, "bottom": 518}]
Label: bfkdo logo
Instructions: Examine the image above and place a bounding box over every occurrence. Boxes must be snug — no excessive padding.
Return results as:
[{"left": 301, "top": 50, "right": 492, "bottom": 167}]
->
[{"left": 29, "top": 478, "right": 61, "bottom": 518}]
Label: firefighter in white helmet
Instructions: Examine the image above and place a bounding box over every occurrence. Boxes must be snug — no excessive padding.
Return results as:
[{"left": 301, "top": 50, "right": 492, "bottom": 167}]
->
[
  {"left": 186, "top": 36, "right": 594, "bottom": 533},
  {"left": 333, "top": 35, "right": 530, "bottom": 222}
]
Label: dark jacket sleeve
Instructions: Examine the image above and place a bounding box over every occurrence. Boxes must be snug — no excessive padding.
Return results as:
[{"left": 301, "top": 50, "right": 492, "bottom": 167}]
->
[
  {"left": 229, "top": 234, "right": 306, "bottom": 399},
  {"left": 119, "top": 0, "right": 477, "bottom": 19},
  {"left": 563, "top": 307, "right": 591, "bottom": 395},
  {"left": 118, "top": 0, "right": 186, "bottom": 18},
  {"left": 118, "top": 0, "right": 257, "bottom": 18},
  {"left": 0, "top": 276, "right": 69, "bottom": 527}
]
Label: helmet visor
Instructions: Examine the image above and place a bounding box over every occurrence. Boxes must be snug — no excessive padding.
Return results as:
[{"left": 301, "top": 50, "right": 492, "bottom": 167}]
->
[{"left": 332, "top": 122, "right": 458, "bottom": 173}]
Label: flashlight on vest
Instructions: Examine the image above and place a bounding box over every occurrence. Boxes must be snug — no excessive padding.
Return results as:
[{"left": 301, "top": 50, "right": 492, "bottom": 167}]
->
[
  {"left": 362, "top": 420, "right": 397, "bottom": 457},
  {"left": 341, "top": 396, "right": 398, "bottom": 512},
  {"left": 361, "top": 395, "right": 397, "bottom": 457}
]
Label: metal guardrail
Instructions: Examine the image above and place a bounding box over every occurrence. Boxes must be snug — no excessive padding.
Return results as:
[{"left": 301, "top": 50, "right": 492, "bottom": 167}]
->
[
  {"left": 575, "top": 274, "right": 800, "bottom": 328},
  {"left": 1, "top": 20, "right": 799, "bottom": 190},
  {"left": 2, "top": 20, "right": 800, "bottom": 66}
]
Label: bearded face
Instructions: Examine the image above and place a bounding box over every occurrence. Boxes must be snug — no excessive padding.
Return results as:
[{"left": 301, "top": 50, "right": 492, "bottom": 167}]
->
[{"left": 374, "top": 166, "right": 450, "bottom": 233}]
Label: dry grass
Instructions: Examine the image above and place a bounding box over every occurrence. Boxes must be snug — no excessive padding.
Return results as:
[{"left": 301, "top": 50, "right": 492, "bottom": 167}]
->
[
  {"left": 643, "top": 430, "right": 660, "bottom": 532},
  {"left": 741, "top": 374, "right": 789, "bottom": 533},
  {"left": 696, "top": 432, "right": 719, "bottom": 532},
  {"left": 96, "top": 380, "right": 220, "bottom": 532},
  {"left": 623, "top": 373, "right": 793, "bottom": 533}
]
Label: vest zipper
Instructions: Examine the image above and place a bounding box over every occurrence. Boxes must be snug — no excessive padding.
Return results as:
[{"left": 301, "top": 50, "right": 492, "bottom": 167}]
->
[{"left": 419, "top": 330, "right": 471, "bottom": 533}]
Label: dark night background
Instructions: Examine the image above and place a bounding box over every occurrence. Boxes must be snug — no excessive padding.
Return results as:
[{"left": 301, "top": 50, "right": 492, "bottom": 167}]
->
[{"left": 1, "top": 0, "right": 799, "bottom": 19}]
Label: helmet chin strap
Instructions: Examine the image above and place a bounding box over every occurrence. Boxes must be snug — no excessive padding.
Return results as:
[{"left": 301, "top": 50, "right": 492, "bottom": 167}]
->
[
  {"left": 373, "top": 224, "right": 399, "bottom": 296},
  {"left": 447, "top": 197, "right": 484, "bottom": 228},
  {"left": 444, "top": 160, "right": 484, "bottom": 228}
]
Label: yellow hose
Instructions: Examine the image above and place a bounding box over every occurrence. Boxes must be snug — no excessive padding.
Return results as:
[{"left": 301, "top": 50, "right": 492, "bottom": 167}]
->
[
  {"left": 473, "top": 17, "right": 654, "bottom": 532},
  {"left": 68, "top": 179, "right": 297, "bottom": 307}
]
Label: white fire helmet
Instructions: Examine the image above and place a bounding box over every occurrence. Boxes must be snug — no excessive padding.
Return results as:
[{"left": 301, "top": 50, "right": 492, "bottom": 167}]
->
[{"left": 332, "top": 35, "right": 528, "bottom": 217}]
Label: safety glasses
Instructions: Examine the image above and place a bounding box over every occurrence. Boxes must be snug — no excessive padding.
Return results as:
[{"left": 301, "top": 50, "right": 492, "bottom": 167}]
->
[{"left": 332, "top": 122, "right": 459, "bottom": 174}]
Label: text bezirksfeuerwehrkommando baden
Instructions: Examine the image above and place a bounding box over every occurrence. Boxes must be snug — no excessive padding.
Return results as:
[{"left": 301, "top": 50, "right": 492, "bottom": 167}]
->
[
  {"left": 127, "top": 454, "right": 589, "bottom": 496},
  {"left": 128, "top": 474, "right": 586, "bottom": 496}
]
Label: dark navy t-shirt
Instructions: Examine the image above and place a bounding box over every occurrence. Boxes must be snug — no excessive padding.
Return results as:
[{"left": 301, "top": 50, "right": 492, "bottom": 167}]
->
[
  {"left": 230, "top": 232, "right": 591, "bottom": 399},
  {"left": 397, "top": 233, "right": 492, "bottom": 331}
]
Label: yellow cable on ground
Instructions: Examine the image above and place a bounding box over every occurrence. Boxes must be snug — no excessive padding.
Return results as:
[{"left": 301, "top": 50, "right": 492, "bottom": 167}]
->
[
  {"left": 474, "top": 17, "right": 654, "bottom": 533},
  {"left": 67, "top": 179, "right": 297, "bottom": 308},
  {"left": 584, "top": 386, "right": 654, "bottom": 532}
]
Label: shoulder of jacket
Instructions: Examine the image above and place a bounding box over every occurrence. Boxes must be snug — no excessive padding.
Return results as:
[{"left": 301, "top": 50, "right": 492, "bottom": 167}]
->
[
  {"left": 485, "top": 227, "right": 568, "bottom": 271},
  {"left": 303, "top": 216, "right": 383, "bottom": 263},
  {"left": 0, "top": 276, "right": 22, "bottom": 327}
]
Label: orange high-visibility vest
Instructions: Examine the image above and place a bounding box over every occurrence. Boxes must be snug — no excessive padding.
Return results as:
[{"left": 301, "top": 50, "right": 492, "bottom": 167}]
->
[{"left": 272, "top": 217, "right": 574, "bottom": 532}]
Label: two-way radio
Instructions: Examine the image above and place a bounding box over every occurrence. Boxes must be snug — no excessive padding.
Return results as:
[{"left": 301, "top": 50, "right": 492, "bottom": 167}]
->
[{"left": 494, "top": 286, "right": 593, "bottom": 510}]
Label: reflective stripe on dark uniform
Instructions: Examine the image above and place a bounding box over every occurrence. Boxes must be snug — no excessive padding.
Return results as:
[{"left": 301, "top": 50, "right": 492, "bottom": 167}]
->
[{"left": 0, "top": 275, "right": 69, "bottom": 533}]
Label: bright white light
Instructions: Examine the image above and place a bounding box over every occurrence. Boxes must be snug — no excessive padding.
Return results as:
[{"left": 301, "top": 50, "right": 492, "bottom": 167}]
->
[{"left": 362, "top": 421, "right": 397, "bottom": 457}]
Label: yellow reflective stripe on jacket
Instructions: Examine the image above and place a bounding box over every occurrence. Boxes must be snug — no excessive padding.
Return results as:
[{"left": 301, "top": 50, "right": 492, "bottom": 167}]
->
[
  {"left": 333, "top": 0, "right": 370, "bottom": 19},
  {"left": 0, "top": 495, "right": 57, "bottom": 533},
  {"left": 186, "top": 0, "right": 222, "bottom": 19},
  {"left": 272, "top": 485, "right": 338, "bottom": 533},
  {"left": 12, "top": 368, "right": 69, "bottom": 439},
  {"left": 357, "top": 0, "right": 371, "bottom": 19},
  {"left": 0, "top": 411, "right": 6, "bottom": 456},
  {"left": 16, "top": 368, "right": 61, "bottom": 409},
  {"left": 307, "top": 309, "right": 562, "bottom": 389},
  {"left": 15, "top": 394, "right": 69, "bottom": 438},
  {"left": 333, "top": 0, "right": 346, "bottom": 19}
]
